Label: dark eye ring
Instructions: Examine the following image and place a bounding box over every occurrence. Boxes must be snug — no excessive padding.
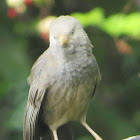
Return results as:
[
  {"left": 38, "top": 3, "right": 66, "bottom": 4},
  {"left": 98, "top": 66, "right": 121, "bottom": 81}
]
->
[{"left": 71, "top": 31, "right": 74, "bottom": 35}]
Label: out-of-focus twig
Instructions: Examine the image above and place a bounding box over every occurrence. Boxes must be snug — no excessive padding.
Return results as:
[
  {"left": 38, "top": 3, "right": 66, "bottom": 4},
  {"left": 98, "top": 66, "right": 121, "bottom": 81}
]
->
[
  {"left": 121, "top": 0, "right": 134, "bottom": 13},
  {"left": 113, "top": 0, "right": 135, "bottom": 54}
]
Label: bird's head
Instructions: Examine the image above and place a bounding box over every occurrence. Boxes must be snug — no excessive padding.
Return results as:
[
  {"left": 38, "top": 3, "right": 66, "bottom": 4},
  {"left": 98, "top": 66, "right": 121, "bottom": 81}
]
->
[{"left": 49, "top": 16, "right": 92, "bottom": 54}]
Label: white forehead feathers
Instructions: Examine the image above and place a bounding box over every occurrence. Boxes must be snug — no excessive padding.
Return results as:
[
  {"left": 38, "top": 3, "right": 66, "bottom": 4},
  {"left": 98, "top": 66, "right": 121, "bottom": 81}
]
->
[{"left": 50, "top": 16, "right": 83, "bottom": 33}]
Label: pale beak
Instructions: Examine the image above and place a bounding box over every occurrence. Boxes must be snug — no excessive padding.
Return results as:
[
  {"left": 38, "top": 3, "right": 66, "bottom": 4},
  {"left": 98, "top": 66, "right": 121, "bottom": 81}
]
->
[{"left": 59, "top": 35, "right": 70, "bottom": 45}]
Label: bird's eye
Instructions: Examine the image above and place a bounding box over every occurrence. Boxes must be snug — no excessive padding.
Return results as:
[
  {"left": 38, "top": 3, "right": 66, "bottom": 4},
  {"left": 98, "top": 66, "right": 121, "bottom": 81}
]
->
[{"left": 71, "top": 31, "right": 74, "bottom": 35}]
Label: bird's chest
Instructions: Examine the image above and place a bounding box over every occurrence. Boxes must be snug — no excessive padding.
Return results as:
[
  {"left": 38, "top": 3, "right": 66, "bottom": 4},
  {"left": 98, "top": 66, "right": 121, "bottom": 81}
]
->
[
  {"left": 49, "top": 59, "right": 94, "bottom": 98},
  {"left": 47, "top": 62, "right": 94, "bottom": 106},
  {"left": 41, "top": 59, "right": 95, "bottom": 128}
]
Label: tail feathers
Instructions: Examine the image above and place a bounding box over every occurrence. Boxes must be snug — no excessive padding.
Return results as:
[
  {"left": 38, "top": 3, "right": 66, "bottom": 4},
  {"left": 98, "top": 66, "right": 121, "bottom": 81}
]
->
[
  {"left": 57, "top": 123, "right": 74, "bottom": 140},
  {"left": 23, "top": 85, "right": 46, "bottom": 140},
  {"left": 23, "top": 103, "right": 39, "bottom": 140}
]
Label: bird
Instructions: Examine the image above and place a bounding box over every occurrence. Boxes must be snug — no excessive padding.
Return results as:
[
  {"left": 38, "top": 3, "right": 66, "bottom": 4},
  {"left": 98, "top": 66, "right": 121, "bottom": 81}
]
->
[{"left": 23, "top": 15, "right": 102, "bottom": 140}]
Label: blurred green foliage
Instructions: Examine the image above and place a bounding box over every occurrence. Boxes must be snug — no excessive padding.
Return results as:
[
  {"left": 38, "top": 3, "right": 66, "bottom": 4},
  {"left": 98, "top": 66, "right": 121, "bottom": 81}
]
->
[
  {"left": 102, "top": 12, "right": 140, "bottom": 38},
  {"left": 0, "top": 0, "right": 140, "bottom": 140},
  {"left": 73, "top": 8, "right": 140, "bottom": 38},
  {"left": 72, "top": 8, "right": 104, "bottom": 26}
]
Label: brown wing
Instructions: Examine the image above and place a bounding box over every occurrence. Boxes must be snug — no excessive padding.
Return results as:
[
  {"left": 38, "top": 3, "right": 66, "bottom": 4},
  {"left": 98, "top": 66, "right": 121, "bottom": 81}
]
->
[
  {"left": 23, "top": 50, "right": 50, "bottom": 140},
  {"left": 91, "top": 52, "right": 101, "bottom": 98},
  {"left": 23, "top": 84, "right": 47, "bottom": 140},
  {"left": 91, "top": 71, "right": 101, "bottom": 98},
  {"left": 91, "top": 83, "right": 97, "bottom": 98}
]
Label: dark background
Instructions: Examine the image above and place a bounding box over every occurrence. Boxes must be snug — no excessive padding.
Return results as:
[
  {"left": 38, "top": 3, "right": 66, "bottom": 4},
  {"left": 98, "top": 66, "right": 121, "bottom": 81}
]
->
[{"left": 0, "top": 0, "right": 140, "bottom": 139}]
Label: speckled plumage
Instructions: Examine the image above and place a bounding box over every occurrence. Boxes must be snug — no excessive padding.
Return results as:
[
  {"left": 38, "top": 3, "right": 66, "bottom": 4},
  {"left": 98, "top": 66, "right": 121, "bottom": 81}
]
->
[{"left": 23, "top": 16, "right": 101, "bottom": 140}]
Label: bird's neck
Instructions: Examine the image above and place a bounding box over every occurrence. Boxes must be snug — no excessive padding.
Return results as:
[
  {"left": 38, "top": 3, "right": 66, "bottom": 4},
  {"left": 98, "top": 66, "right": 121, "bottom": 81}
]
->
[{"left": 50, "top": 44, "right": 93, "bottom": 69}]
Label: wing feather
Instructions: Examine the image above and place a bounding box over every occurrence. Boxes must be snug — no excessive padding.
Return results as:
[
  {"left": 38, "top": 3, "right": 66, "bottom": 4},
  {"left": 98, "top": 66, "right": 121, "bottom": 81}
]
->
[
  {"left": 23, "top": 51, "right": 49, "bottom": 140},
  {"left": 23, "top": 86, "right": 46, "bottom": 140}
]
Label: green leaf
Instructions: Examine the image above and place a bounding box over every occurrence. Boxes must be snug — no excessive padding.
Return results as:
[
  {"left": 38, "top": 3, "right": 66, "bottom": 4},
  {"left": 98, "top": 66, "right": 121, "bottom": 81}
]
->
[{"left": 71, "top": 8, "right": 104, "bottom": 27}]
